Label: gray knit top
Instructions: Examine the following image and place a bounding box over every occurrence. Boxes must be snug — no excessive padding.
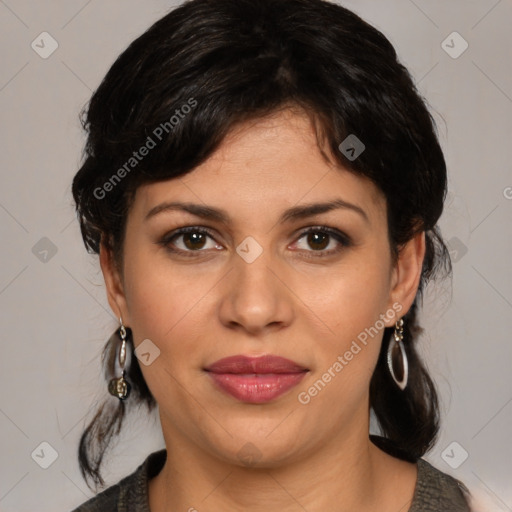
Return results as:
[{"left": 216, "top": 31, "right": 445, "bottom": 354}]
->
[{"left": 71, "top": 448, "right": 472, "bottom": 511}]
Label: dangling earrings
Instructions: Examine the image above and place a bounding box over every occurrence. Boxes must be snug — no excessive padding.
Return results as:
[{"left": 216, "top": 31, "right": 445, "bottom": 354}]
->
[
  {"left": 108, "top": 317, "right": 131, "bottom": 400},
  {"left": 387, "top": 318, "right": 408, "bottom": 391}
]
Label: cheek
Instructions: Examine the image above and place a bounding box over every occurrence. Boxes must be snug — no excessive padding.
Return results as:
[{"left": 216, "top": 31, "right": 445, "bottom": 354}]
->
[
  {"left": 121, "top": 246, "right": 222, "bottom": 376},
  {"left": 309, "top": 251, "right": 392, "bottom": 338},
  {"left": 121, "top": 255, "right": 213, "bottom": 411},
  {"left": 295, "top": 274, "right": 391, "bottom": 416},
  {"left": 122, "top": 243, "right": 203, "bottom": 334},
  {"left": 297, "top": 251, "right": 393, "bottom": 388}
]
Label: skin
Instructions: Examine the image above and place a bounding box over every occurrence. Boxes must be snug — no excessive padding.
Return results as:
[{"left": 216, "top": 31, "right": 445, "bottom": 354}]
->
[{"left": 100, "top": 107, "right": 425, "bottom": 512}]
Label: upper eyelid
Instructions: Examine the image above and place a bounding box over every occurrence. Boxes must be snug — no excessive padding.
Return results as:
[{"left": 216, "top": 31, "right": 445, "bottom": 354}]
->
[{"left": 162, "top": 225, "right": 350, "bottom": 248}]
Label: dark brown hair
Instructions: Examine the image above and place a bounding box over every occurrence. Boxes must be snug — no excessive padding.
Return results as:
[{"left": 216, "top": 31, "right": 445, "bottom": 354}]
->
[{"left": 72, "top": 0, "right": 469, "bottom": 504}]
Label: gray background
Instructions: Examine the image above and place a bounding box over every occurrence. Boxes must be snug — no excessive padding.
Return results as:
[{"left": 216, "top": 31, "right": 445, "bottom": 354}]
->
[{"left": 0, "top": 1, "right": 510, "bottom": 511}]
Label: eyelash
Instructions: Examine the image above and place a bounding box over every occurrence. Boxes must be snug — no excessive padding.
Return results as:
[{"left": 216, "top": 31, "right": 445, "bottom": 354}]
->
[{"left": 158, "top": 225, "right": 352, "bottom": 258}]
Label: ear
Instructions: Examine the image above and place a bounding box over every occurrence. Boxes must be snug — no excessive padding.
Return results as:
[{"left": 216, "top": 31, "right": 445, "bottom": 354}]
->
[
  {"left": 99, "top": 241, "right": 130, "bottom": 325},
  {"left": 386, "top": 231, "right": 426, "bottom": 323}
]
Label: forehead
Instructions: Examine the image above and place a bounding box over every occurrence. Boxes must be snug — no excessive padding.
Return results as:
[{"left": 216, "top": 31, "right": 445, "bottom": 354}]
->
[{"left": 131, "top": 109, "right": 386, "bottom": 226}]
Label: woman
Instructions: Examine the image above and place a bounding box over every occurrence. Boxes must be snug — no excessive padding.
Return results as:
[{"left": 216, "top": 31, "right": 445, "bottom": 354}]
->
[{"left": 70, "top": 0, "right": 473, "bottom": 510}]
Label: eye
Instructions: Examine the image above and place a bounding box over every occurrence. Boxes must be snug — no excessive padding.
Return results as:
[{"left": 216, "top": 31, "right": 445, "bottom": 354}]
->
[
  {"left": 159, "top": 226, "right": 222, "bottom": 256},
  {"left": 158, "top": 225, "right": 351, "bottom": 258},
  {"left": 292, "top": 226, "right": 351, "bottom": 257}
]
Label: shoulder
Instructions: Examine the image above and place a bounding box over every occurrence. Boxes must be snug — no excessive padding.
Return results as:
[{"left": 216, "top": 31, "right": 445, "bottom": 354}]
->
[
  {"left": 70, "top": 449, "right": 167, "bottom": 512},
  {"left": 370, "top": 435, "right": 472, "bottom": 511},
  {"left": 409, "top": 458, "right": 473, "bottom": 512},
  {"left": 70, "top": 480, "right": 121, "bottom": 512}
]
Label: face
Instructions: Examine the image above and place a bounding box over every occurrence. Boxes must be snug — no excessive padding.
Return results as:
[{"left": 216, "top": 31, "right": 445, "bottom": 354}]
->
[{"left": 101, "top": 107, "right": 424, "bottom": 467}]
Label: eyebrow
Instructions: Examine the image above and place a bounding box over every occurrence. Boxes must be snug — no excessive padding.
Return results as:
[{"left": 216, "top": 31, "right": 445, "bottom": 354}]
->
[{"left": 144, "top": 198, "right": 369, "bottom": 225}]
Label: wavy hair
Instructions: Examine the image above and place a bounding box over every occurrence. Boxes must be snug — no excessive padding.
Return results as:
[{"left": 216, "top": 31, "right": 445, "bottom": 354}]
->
[{"left": 71, "top": 0, "right": 468, "bottom": 503}]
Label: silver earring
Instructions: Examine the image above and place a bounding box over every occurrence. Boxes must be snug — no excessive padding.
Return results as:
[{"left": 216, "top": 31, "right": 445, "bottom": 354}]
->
[
  {"left": 387, "top": 318, "right": 408, "bottom": 391},
  {"left": 108, "top": 317, "right": 131, "bottom": 400}
]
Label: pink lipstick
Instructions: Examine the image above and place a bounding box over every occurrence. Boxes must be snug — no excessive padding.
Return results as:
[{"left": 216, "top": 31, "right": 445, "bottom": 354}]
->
[{"left": 204, "top": 355, "right": 308, "bottom": 403}]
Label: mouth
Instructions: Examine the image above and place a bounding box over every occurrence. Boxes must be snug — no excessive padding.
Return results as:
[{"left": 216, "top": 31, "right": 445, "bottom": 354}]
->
[{"left": 204, "top": 355, "right": 309, "bottom": 403}]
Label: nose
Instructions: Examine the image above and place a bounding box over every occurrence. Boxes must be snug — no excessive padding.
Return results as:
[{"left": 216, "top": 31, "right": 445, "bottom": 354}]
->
[{"left": 217, "top": 241, "right": 295, "bottom": 336}]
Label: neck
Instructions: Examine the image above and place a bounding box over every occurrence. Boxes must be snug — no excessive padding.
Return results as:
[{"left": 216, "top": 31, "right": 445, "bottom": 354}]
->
[{"left": 148, "top": 409, "right": 414, "bottom": 512}]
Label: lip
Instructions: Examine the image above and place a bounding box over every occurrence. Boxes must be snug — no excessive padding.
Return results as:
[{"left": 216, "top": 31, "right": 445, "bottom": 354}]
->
[
  {"left": 204, "top": 355, "right": 309, "bottom": 403},
  {"left": 205, "top": 355, "right": 308, "bottom": 374}
]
